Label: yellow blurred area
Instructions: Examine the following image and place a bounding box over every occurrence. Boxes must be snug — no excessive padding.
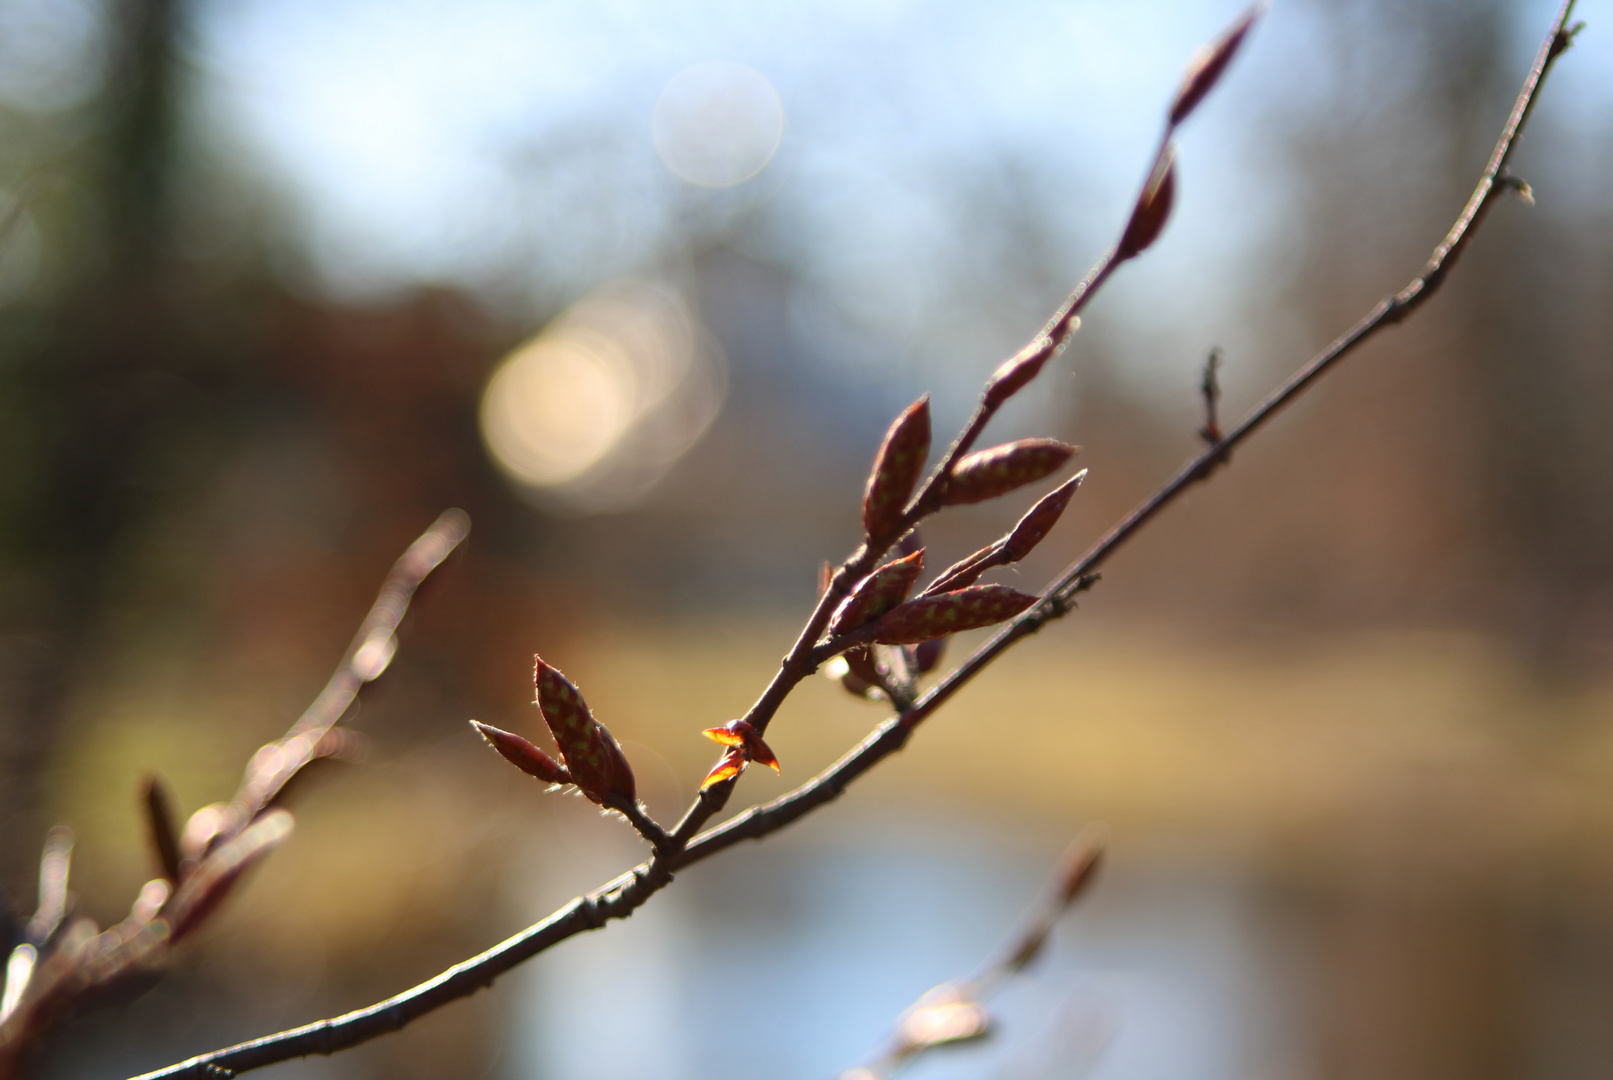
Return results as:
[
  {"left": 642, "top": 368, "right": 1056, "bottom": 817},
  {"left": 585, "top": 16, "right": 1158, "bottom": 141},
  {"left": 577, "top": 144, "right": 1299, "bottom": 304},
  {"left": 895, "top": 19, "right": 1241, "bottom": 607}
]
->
[{"left": 50, "top": 614, "right": 1613, "bottom": 973}]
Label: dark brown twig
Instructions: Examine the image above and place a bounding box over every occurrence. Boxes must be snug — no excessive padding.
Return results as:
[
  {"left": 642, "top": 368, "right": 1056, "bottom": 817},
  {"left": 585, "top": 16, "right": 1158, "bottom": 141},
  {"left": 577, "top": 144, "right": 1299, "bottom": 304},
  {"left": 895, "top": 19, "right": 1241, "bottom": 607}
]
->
[
  {"left": 124, "top": 4, "right": 1575, "bottom": 1075},
  {"left": 1198, "top": 347, "right": 1224, "bottom": 445}
]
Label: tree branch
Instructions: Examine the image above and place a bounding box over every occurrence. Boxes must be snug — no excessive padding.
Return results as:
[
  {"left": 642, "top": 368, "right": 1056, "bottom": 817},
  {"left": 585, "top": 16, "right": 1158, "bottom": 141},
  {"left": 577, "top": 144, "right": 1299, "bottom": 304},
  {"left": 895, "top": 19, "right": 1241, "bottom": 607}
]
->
[
  {"left": 0, "top": 512, "right": 468, "bottom": 1075},
  {"left": 126, "top": 4, "right": 1577, "bottom": 1075}
]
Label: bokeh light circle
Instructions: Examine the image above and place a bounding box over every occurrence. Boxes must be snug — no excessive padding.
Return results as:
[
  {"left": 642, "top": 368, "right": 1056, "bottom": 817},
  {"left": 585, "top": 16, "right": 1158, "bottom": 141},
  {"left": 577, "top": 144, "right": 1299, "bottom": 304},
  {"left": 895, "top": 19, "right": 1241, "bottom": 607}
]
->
[
  {"left": 652, "top": 62, "right": 784, "bottom": 188},
  {"left": 480, "top": 330, "right": 637, "bottom": 486}
]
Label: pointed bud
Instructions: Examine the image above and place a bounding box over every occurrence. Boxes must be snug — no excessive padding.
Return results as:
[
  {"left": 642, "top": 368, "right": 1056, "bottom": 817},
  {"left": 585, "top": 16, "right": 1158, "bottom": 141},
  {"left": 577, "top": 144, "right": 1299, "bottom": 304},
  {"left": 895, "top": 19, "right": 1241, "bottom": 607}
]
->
[
  {"left": 983, "top": 335, "right": 1062, "bottom": 408},
  {"left": 143, "top": 775, "right": 183, "bottom": 885},
  {"left": 701, "top": 747, "right": 747, "bottom": 789},
  {"left": 863, "top": 396, "right": 932, "bottom": 541},
  {"left": 471, "top": 721, "right": 572, "bottom": 785},
  {"left": 535, "top": 657, "right": 636, "bottom": 805},
  {"left": 829, "top": 550, "right": 925, "bottom": 635},
  {"left": 1169, "top": 3, "right": 1263, "bottom": 128},
  {"left": 871, "top": 585, "right": 1039, "bottom": 644},
  {"left": 1118, "top": 147, "right": 1177, "bottom": 259},
  {"left": 1002, "top": 470, "right": 1086, "bottom": 562},
  {"left": 943, "top": 439, "right": 1077, "bottom": 506},
  {"left": 700, "top": 720, "right": 780, "bottom": 788}
]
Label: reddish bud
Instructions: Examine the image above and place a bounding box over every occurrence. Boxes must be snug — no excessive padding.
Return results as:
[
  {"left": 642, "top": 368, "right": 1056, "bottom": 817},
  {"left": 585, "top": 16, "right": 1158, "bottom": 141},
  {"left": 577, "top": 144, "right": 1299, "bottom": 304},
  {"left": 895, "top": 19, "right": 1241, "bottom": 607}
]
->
[
  {"left": 829, "top": 549, "right": 925, "bottom": 635},
  {"left": 471, "top": 720, "right": 572, "bottom": 785},
  {"left": 871, "top": 585, "right": 1039, "bottom": 644},
  {"left": 700, "top": 720, "right": 780, "bottom": 788},
  {"left": 913, "top": 637, "right": 947, "bottom": 674},
  {"left": 983, "top": 337, "right": 1058, "bottom": 408},
  {"left": 943, "top": 439, "right": 1077, "bottom": 506},
  {"left": 1002, "top": 470, "right": 1086, "bottom": 562},
  {"left": 535, "top": 657, "right": 635, "bottom": 805},
  {"left": 924, "top": 545, "right": 998, "bottom": 595},
  {"left": 1118, "top": 148, "right": 1177, "bottom": 260},
  {"left": 1169, "top": 3, "right": 1263, "bottom": 128},
  {"left": 701, "top": 748, "right": 746, "bottom": 789},
  {"left": 863, "top": 396, "right": 932, "bottom": 541}
]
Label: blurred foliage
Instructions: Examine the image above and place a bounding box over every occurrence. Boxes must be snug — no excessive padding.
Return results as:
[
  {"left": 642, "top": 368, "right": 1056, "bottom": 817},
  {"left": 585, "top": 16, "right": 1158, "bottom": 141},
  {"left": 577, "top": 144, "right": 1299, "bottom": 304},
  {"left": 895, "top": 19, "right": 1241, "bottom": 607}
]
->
[{"left": 0, "top": 0, "right": 1610, "bottom": 1077}]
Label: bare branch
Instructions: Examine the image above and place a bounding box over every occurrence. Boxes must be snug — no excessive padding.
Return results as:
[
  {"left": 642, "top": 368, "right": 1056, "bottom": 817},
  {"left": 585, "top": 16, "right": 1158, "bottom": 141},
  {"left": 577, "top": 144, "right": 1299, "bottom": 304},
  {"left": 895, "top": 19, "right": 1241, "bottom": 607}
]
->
[
  {"left": 124, "top": 5, "right": 1577, "bottom": 1075},
  {"left": 0, "top": 513, "right": 469, "bottom": 1074}
]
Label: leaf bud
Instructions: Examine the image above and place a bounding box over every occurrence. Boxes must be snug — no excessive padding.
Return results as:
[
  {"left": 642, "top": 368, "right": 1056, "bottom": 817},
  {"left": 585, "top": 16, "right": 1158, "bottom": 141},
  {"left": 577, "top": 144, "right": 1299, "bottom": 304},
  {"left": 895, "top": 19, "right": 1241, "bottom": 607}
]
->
[
  {"left": 943, "top": 439, "right": 1078, "bottom": 506},
  {"left": 1168, "top": 3, "right": 1263, "bottom": 128},
  {"left": 1001, "top": 470, "right": 1086, "bottom": 561},
  {"left": 470, "top": 720, "right": 572, "bottom": 785},
  {"left": 863, "top": 396, "right": 932, "bottom": 541},
  {"left": 871, "top": 585, "right": 1039, "bottom": 644},
  {"left": 535, "top": 657, "right": 635, "bottom": 805},
  {"left": 983, "top": 334, "right": 1062, "bottom": 408},
  {"left": 700, "top": 719, "right": 780, "bottom": 788},
  {"left": 1117, "top": 147, "right": 1177, "bottom": 260},
  {"left": 829, "top": 549, "right": 925, "bottom": 635}
]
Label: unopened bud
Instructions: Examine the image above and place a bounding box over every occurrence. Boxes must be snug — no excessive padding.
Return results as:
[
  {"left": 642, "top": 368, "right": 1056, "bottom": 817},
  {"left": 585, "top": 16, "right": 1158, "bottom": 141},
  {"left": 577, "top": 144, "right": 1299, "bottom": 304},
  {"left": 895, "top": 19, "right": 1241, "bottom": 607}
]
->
[
  {"left": 535, "top": 657, "right": 635, "bottom": 805},
  {"left": 984, "top": 335, "right": 1063, "bottom": 408},
  {"left": 1002, "top": 470, "right": 1086, "bottom": 561},
  {"left": 871, "top": 585, "right": 1039, "bottom": 644},
  {"left": 943, "top": 439, "right": 1078, "bottom": 506},
  {"left": 829, "top": 549, "right": 924, "bottom": 635},
  {"left": 863, "top": 396, "right": 932, "bottom": 541},
  {"left": 700, "top": 719, "right": 780, "bottom": 788},
  {"left": 1168, "top": 3, "right": 1263, "bottom": 128},
  {"left": 1117, "top": 148, "right": 1177, "bottom": 260},
  {"left": 471, "top": 720, "right": 572, "bottom": 785}
]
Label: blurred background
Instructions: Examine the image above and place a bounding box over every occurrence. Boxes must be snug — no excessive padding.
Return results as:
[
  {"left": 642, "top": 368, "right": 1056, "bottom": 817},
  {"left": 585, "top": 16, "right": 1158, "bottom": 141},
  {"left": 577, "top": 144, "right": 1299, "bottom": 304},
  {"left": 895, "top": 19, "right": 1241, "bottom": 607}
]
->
[{"left": 0, "top": 0, "right": 1610, "bottom": 1076}]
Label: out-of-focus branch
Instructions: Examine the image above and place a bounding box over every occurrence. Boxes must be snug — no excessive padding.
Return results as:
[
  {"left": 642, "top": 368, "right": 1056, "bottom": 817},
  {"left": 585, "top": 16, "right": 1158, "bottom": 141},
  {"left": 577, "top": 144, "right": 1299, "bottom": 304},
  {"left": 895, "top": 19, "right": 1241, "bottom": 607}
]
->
[
  {"left": 0, "top": 512, "right": 468, "bottom": 1076},
  {"left": 125, "top": 4, "right": 1578, "bottom": 1076},
  {"left": 840, "top": 829, "right": 1105, "bottom": 1079}
]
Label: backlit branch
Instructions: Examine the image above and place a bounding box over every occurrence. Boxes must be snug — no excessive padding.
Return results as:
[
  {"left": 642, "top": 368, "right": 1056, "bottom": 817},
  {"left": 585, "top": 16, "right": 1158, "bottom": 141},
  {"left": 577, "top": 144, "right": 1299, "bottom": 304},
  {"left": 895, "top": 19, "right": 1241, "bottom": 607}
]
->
[
  {"left": 124, "top": 3, "right": 1579, "bottom": 1076},
  {"left": 0, "top": 511, "right": 467, "bottom": 1076}
]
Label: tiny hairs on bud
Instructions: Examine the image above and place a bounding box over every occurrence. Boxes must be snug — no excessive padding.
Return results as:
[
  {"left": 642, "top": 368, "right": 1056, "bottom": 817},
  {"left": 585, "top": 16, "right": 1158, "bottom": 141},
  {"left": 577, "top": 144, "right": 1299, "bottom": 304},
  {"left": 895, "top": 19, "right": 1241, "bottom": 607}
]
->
[{"left": 535, "top": 657, "right": 636, "bottom": 805}]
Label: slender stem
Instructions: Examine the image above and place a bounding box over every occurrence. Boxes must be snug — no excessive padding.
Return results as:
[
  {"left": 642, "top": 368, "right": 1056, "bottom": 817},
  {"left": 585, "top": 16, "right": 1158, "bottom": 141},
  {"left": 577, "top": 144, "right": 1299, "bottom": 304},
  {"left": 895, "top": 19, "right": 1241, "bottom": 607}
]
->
[{"left": 126, "top": 6, "right": 1576, "bottom": 1075}]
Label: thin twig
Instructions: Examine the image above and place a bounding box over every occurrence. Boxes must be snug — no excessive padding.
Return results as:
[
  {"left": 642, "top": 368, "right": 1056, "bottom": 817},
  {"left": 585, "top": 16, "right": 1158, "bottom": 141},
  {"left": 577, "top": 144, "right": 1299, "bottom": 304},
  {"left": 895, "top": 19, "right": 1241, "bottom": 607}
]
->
[
  {"left": 1198, "top": 347, "right": 1224, "bottom": 444},
  {"left": 842, "top": 828, "right": 1106, "bottom": 1079},
  {"left": 125, "top": 5, "right": 1576, "bottom": 1075},
  {"left": 0, "top": 513, "right": 468, "bottom": 1075}
]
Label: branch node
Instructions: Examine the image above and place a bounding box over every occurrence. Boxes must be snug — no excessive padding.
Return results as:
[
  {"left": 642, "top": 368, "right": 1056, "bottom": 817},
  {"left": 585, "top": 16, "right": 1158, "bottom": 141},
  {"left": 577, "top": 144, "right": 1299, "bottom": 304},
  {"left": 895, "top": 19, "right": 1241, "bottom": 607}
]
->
[
  {"left": 1498, "top": 172, "right": 1535, "bottom": 205},
  {"left": 1198, "top": 347, "right": 1224, "bottom": 445}
]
